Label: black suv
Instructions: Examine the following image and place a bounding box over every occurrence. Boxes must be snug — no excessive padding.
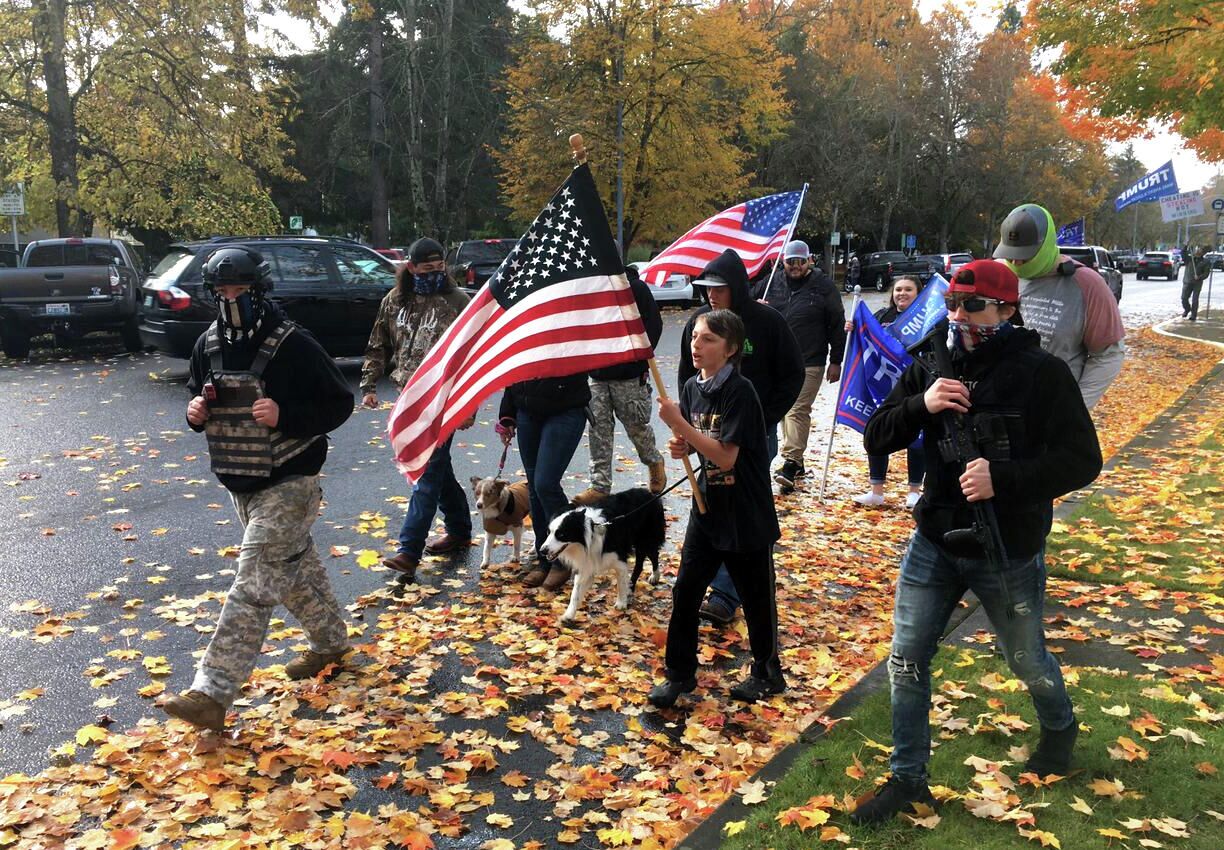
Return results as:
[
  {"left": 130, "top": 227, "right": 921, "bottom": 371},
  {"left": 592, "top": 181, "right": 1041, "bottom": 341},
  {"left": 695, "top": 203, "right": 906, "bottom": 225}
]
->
[
  {"left": 447, "top": 239, "right": 516, "bottom": 294},
  {"left": 138, "top": 236, "right": 398, "bottom": 358}
]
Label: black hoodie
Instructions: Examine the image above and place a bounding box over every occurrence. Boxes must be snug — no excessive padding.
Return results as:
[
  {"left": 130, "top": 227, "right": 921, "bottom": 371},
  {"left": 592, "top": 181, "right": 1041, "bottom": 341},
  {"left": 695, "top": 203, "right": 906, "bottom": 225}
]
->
[
  {"left": 678, "top": 250, "right": 804, "bottom": 427},
  {"left": 864, "top": 325, "right": 1102, "bottom": 559}
]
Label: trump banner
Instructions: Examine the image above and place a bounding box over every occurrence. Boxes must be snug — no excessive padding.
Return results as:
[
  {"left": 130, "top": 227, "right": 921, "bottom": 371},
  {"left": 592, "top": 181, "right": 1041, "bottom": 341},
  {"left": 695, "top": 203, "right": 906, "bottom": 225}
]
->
[
  {"left": 835, "top": 300, "right": 913, "bottom": 433},
  {"left": 1115, "top": 161, "right": 1179, "bottom": 212},
  {"left": 1056, "top": 218, "right": 1085, "bottom": 245},
  {"left": 887, "top": 274, "right": 948, "bottom": 351}
]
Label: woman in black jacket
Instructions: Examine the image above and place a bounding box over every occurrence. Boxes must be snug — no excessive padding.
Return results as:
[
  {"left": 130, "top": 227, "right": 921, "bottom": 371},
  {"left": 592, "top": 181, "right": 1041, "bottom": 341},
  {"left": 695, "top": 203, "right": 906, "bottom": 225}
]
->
[{"left": 497, "top": 373, "right": 590, "bottom": 590}]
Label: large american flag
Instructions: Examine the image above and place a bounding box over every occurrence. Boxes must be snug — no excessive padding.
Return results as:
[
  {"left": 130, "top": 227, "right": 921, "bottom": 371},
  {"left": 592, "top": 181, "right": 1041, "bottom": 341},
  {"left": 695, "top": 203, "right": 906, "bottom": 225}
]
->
[
  {"left": 389, "top": 164, "right": 652, "bottom": 482},
  {"left": 642, "top": 190, "right": 803, "bottom": 286}
]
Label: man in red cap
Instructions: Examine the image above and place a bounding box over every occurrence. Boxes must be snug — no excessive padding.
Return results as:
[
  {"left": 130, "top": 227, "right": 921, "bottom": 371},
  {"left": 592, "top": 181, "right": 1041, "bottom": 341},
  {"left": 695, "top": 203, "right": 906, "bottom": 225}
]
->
[{"left": 852, "top": 260, "right": 1103, "bottom": 825}]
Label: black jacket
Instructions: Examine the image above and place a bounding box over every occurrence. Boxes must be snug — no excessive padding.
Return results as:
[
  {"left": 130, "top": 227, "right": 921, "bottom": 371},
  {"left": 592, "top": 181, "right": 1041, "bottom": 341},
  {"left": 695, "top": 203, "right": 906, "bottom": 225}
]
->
[
  {"left": 864, "top": 326, "right": 1101, "bottom": 559},
  {"left": 679, "top": 250, "right": 804, "bottom": 427},
  {"left": 757, "top": 267, "right": 847, "bottom": 367},
  {"left": 187, "top": 305, "right": 354, "bottom": 493},
  {"left": 499, "top": 372, "right": 591, "bottom": 421},
  {"left": 590, "top": 265, "right": 663, "bottom": 382}
]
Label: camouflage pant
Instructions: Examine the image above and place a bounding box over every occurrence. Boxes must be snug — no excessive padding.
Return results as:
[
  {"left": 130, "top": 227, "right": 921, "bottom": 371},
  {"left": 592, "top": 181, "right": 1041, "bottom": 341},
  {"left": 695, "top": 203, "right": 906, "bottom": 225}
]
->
[
  {"left": 191, "top": 475, "right": 349, "bottom": 707},
  {"left": 588, "top": 377, "right": 663, "bottom": 493}
]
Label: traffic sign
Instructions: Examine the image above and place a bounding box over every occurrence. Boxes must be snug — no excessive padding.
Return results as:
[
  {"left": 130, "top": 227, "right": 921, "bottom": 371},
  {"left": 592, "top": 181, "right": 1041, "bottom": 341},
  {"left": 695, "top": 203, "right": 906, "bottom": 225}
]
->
[
  {"left": 1212, "top": 197, "right": 1224, "bottom": 212},
  {"left": 905, "top": 234, "right": 916, "bottom": 250},
  {"left": 0, "top": 184, "right": 25, "bottom": 217},
  {"left": 1217, "top": 214, "right": 1224, "bottom": 237},
  {"left": 288, "top": 215, "right": 303, "bottom": 231},
  {"left": 830, "top": 231, "right": 841, "bottom": 246}
]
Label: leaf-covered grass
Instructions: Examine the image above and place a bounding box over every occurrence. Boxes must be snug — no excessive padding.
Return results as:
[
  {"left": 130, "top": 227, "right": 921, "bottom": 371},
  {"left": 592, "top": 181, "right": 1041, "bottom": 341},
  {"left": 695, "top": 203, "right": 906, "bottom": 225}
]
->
[{"left": 719, "top": 649, "right": 1224, "bottom": 850}]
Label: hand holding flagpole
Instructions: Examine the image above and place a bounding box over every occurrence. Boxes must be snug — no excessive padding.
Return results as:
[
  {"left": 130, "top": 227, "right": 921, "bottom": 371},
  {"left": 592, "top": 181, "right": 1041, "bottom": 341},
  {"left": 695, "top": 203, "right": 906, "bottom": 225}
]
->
[
  {"left": 570, "top": 134, "right": 706, "bottom": 514},
  {"left": 820, "top": 284, "right": 861, "bottom": 500}
]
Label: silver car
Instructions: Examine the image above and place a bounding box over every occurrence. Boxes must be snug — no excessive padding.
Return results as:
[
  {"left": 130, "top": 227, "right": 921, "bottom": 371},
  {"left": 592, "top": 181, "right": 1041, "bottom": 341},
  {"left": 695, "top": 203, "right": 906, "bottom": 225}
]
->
[{"left": 628, "top": 261, "right": 697, "bottom": 307}]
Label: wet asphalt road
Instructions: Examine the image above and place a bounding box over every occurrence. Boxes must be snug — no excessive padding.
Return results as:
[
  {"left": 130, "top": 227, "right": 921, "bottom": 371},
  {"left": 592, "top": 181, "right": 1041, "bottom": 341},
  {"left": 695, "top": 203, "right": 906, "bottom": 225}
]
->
[{"left": 0, "top": 271, "right": 1172, "bottom": 779}]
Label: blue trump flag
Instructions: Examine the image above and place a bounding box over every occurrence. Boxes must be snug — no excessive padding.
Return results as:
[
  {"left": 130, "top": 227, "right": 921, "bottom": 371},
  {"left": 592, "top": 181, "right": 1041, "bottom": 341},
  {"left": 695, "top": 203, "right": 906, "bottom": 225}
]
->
[
  {"left": 887, "top": 274, "right": 948, "bottom": 350},
  {"left": 835, "top": 301, "right": 913, "bottom": 434},
  {"left": 1056, "top": 218, "right": 1085, "bottom": 245},
  {"left": 1115, "top": 161, "right": 1178, "bottom": 211}
]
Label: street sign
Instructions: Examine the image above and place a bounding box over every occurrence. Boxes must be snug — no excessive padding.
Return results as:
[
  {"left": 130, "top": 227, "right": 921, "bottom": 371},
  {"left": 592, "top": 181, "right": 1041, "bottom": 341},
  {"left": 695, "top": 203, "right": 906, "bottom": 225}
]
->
[
  {"left": 1160, "top": 190, "right": 1203, "bottom": 223},
  {"left": 905, "top": 234, "right": 916, "bottom": 250},
  {"left": 1212, "top": 197, "right": 1224, "bottom": 212},
  {"left": 0, "top": 185, "right": 24, "bottom": 216},
  {"left": 288, "top": 215, "right": 303, "bottom": 231},
  {"left": 830, "top": 231, "right": 841, "bottom": 246},
  {"left": 1217, "top": 214, "right": 1224, "bottom": 238}
]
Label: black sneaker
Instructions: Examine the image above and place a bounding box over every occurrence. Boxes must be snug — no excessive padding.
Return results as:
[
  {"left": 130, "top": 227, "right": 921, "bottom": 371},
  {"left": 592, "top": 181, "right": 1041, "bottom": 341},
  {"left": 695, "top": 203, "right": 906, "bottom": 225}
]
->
[
  {"left": 698, "top": 598, "right": 735, "bottom": 626},
  {"left": 773, "top": 460, "right": 803, "bottom": 489},
  {"left": 849, "top": 775, "right": 938, "bottom": 825},
  {"left": 1024, "top": 718, "right": 1078, "bottom": 776},
  {"left": 647, "top": 678, "right": 696, "bottom": 708},
  {"left": 729, "top": 671, "right": 786, "bottom": 703}
]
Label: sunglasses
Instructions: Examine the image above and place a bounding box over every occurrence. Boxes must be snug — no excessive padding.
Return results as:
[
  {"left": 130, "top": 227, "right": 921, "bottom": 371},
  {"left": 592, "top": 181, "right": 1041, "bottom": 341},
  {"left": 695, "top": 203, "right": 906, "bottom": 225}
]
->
[
  {"left": 944, "top": 295, "right": 1007, "bottom": 313},
  {"left": 784, "top": 257, "right": 808, "bottom": 266}
]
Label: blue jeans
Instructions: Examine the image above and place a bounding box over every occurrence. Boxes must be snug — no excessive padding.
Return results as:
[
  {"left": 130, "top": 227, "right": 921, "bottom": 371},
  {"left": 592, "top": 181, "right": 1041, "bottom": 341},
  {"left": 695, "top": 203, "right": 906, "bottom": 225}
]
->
[
  {"left": 868, "top": 447, "right": 926, "bottom": 486},
  {"left": 706, "top": 426, "right": 777, "bottom": 612},
  {"left": 398, "top": 436, "right": 471, "bottom": 559},
  {"left": 516, "top": 407, "right": 587, "bottom": 557},
  {"left": 888, "top": 532, "right": 1074, "bottom": 782}
]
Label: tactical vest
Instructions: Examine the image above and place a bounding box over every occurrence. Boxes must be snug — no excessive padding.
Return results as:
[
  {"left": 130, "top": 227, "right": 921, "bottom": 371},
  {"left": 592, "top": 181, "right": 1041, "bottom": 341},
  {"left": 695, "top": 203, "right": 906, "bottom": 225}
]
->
[{"left": 202, "top": 321, "right": 320, "bottom": 478}]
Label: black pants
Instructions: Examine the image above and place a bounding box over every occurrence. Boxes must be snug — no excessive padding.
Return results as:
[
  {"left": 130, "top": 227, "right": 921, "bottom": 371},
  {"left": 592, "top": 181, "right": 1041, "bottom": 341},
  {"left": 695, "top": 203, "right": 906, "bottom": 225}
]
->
[
  {"left": 1181, "top": 279, "right": 1203, "bottom": 320},
  {"left": 664, "top": 524, "right": 781, "bottom": 682}
]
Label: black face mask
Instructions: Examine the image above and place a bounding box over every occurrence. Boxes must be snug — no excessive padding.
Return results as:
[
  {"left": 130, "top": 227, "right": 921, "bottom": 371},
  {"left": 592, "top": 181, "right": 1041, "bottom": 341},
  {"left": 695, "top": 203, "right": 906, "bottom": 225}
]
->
[
  {"left": 412, "top": 270, "right": 447, "bottom": 295},
  {"left": 217, "top": 291, "right": 264, "bottom": 342}
]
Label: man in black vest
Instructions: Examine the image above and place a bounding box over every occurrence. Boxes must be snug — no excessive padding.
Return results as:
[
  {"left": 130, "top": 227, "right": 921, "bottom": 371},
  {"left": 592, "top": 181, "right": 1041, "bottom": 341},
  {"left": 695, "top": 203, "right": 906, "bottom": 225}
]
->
[{"left": 162, "top": 247, "right": 354, "bottom": 731}]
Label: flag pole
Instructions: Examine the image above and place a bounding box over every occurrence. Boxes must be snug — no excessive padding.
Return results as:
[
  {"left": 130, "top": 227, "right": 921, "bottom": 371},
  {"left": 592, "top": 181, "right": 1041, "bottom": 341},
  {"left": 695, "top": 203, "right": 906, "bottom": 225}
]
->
[
  {"left": 569, "top": 133, "right": 707, "bottom": 515},
  {"left": 820, "top": 284, "right": 860, "bottom": 500},
  {"left": 760, "top": 182, "right": 808, "bottom": 303}
]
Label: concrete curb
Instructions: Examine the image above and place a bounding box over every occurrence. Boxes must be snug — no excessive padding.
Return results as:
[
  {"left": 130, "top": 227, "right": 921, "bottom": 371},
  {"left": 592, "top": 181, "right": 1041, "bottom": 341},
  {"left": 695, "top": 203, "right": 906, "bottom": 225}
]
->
[{"left": 678, "top": 340, "right": 1224, "bottom": 850}]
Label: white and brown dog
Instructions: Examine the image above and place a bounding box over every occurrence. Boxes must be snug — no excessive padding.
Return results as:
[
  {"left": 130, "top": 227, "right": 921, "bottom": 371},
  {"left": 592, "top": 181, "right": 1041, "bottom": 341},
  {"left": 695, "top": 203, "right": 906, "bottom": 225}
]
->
[
  {"left": 540, "top": 488, "right": 666, "bottom": 624},
  {"left": 470, "top": 476, "right": 532, "bottom": 567}
]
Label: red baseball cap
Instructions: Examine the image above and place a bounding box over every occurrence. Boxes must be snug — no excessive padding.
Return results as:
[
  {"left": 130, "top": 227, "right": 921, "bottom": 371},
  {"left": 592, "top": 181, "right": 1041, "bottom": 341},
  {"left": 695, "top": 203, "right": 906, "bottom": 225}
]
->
[{"left": 948, "top": 259, "right": 1019, "bottom": 304}]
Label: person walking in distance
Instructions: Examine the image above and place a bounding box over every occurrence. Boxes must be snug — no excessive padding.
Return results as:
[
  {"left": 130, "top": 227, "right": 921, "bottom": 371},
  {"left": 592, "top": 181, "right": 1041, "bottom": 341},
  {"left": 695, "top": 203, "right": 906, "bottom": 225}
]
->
[
  {"left": 1180, "top": 245, "right": 1210, "bottom": 322},
  {"left": 162, "top": 247, "right": 353, "bottom": 732},
  {"left": 361, "top": 237, "right": 473, "bottom": 581}
]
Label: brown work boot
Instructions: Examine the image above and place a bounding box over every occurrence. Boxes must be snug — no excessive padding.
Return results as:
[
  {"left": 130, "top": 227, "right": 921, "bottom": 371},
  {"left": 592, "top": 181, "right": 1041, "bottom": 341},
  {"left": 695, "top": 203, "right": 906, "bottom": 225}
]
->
[
  {"left": 285, "top": 649, "right": 348, "bottom": 680},
  {"left": 542, "top": 562, "right": 572, "bottom": 591},
  {"left": 382, "top": 552, "right": 419, "bottom": 579},
  {"left": 648, "top": 461, "right": 667, "bottom": 494},
  {"left": 523, "top": 563, "right": 549, "bottom": 587},
  {"left": 162, "top": 690, "right": 226, "bottom": 732},
  {"left": 571, "top": 488, "right": 609, "bottom": 506},
  {"left": 424, "top": 533, "right": 469, "bottom": 554}
]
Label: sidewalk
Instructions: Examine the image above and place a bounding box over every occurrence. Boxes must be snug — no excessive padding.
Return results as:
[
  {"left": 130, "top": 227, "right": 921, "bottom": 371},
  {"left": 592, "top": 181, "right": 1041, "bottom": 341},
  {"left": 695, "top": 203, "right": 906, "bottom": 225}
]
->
[{"left": 685, "top": 320, "right": 1224, "bottom": 849}]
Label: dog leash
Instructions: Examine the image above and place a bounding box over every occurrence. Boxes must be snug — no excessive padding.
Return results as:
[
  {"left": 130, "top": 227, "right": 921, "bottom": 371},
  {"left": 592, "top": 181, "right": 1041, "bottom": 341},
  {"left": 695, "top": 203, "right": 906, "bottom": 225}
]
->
[
  {"left": 495, "top": 443, "right": 509, "bottom": 480},
  {"left": 594, "top": 474, "right": 690, "bottom": 528}
]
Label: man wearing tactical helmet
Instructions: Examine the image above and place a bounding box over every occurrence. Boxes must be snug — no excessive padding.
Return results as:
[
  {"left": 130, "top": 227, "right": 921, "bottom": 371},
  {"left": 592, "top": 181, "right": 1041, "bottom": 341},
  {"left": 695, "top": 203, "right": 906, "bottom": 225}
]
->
[
  {"left": 162, "top": 246, "right": 354, "bottom": 732},
  {"left": 993, "top": 204, "right": 1124, "bottom": 409}
]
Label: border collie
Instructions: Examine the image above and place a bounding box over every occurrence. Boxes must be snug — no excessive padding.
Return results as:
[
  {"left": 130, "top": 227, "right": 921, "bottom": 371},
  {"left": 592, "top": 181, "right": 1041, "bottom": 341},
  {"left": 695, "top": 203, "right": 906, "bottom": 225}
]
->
[{"left": 541, "top": 487, "right": 666, "bottom": 623}]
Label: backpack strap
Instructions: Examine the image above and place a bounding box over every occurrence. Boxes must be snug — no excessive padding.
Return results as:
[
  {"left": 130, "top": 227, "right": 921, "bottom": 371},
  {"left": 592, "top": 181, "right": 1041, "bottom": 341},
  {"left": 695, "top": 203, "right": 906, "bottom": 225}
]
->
[
  {"left": 203, "top": 322, "right": 224, "bottom": 374},
  {"left": 250, "top": 321, "right": 297, "bottom": 377}
]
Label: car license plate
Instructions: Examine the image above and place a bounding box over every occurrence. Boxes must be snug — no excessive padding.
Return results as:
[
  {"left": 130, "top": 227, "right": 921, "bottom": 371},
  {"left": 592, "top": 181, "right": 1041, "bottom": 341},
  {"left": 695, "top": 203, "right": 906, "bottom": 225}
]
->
[{"left": 45, "top": 303, "right": 70, "bottom": 316}]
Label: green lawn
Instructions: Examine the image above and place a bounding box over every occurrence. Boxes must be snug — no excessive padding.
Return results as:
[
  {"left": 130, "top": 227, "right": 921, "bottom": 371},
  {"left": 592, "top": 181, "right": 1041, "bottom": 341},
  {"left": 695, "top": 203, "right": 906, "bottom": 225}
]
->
[{"left": 719, "top": 649, "right": 1223, "bottom": 849}]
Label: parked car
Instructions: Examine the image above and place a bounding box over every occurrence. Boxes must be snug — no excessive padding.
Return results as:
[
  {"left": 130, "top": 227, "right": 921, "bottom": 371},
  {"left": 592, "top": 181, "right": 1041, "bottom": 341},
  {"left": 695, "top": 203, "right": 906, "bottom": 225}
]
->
[
  {"left": 0, "top": 237, "right": 146, "bottom": 359},
  {"left": 138, "top": 236, "right": 398, "bottom": 358},
  {"left": 628, "top": 262, "right": 696, "bottom": 307},
  {"left": 0, "top": 247, "right": 20, "bottom": 268},
  {"left": 1058, "top": 245, "right": 1123, "bottom": 302},
  {"left": 859, "top": 251, "right": 938, "bottom": 291},
  {"left": 447, "top": 239, "right": 517, "bottom": 294},
  {"left": 1204, "top": 252, "right": 1224, "bottom": 271},
  {"left": 376, "top": 247, "right": 407, "bottom": 266},
  {"left": 1109, "top": 250, "right": 1139, "bottom": 273},
  {"left": 1136, "top": 251, "right": 1178, "bottom": 281},
  {"left": 918, "top": 252, "right": 975, "bottom": 279}
]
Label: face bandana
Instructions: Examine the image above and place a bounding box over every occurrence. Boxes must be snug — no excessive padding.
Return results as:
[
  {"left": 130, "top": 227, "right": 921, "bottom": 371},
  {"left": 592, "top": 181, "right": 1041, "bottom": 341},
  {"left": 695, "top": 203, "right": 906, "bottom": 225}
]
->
[
  {"left": 412, "top": 270, "right": 447, "bottom": 295},
  {"left": 218, "top": 291, "right": 262, "bottom": 342},
  {"left": 948, "top": 319, "right": 1011, "bottom": 354}
]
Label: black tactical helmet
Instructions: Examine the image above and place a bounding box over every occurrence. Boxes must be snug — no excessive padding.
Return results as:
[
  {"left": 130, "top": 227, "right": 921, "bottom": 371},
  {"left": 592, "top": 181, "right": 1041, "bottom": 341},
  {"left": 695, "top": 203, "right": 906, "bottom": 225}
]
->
[
  {"left": 408, "top": 237, "right": 445, "bottom": 265},
  {"left": 202, "top": 247, "right": 272, "bottom": 292}
]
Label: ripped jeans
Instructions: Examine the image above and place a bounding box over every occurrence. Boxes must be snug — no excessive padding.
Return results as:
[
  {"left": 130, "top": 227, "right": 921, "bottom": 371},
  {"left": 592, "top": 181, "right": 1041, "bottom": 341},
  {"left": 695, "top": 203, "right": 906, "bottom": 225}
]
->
[{"left": 888, "top": 531, "right": 1073, "bottom": 782}]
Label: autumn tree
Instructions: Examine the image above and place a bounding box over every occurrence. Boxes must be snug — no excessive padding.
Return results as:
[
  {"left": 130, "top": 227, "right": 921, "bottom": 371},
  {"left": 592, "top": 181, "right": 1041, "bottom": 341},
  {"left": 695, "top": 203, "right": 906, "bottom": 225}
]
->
[
  {"left": 1029, "top": 0, "right": 1224, "bottom": 160},
  {"left": 497, "top": 0, "right": 790, "bottom": 250}
]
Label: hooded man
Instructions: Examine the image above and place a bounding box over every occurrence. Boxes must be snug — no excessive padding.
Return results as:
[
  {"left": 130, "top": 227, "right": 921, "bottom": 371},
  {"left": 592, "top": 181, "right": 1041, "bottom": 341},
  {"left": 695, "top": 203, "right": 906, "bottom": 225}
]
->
[
  {"left": 164, "top": 247, "right": 354, "bottom": 732},
  {"left": 678, "top": 249, "right": 803, "bottom": 625},
  {"left": 993, "top": 204, "right": 1124, "bottom": 409},
  {"left": 1180, "top": 245, "right": 1210, "bottom": 322},
  {"left": 854, "top": 260, "right": 1102, "bottom": 824}
]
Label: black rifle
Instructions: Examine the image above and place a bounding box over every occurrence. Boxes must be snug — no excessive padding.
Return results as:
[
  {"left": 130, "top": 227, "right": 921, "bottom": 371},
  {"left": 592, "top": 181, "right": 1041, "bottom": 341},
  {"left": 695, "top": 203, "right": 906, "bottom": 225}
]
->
[{"left": 907, "top": 326, "right": 1014, "bottom": 619}]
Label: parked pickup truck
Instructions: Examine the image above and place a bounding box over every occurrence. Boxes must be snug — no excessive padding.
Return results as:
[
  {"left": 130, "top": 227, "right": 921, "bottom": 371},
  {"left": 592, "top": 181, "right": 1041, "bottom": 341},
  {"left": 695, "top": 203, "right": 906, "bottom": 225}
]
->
[
  {"left": 0, "top": 238, "right": 145, "bottom": 359},
  {"left": 858, "top": 251, "right": 939, "bottom": 291}
]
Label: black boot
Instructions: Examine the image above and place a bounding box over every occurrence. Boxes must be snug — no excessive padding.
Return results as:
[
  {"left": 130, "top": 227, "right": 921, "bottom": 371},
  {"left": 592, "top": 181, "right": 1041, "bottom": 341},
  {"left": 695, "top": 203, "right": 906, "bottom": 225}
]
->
[
  {"left": 1025, "top": 718, "right": 1078, "bottom": 776},
  {"left": 647, "top": 678, "right": 696, "bottom": 708},
  {"left": 849, "top": 775, "right": 937, "bottom": 825}
]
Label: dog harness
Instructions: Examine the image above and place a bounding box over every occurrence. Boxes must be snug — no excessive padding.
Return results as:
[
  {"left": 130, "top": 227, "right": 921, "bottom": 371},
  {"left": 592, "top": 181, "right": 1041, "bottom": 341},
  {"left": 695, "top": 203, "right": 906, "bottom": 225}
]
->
[
  {"left": 202, "top": 321, "right": 320, "bottom": 478},
  {"left": 482, "top": 481, "right": 531, "bottom": 535}
]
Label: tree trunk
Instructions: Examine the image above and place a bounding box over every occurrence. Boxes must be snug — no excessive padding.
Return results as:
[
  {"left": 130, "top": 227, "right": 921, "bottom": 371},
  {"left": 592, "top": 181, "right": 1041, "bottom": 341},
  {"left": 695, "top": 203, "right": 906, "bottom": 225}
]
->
[
  {"left": 369, "top": 12, "right": 389, "bottom": 248},
  {"left": 32, "top": 0, "right": 83, "bottom": 236},
  {"left": 401, "top": 0, "right": 428, "bottom": 236},
  {"left": 433, "top": 0, "right": 454, "bottom": 240}
]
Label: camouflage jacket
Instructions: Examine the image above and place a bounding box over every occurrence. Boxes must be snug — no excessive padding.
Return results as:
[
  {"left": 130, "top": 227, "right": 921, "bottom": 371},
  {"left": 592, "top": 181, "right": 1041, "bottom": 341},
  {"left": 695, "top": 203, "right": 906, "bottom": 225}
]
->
[{"left": 360, "top": 284, "right": 468, "bottom": 393}]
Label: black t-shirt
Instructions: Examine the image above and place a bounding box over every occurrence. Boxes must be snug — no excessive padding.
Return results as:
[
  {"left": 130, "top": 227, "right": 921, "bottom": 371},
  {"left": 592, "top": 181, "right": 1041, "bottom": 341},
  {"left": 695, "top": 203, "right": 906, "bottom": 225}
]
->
[{"left": 679, "top": 369, "right": 780, "bottom": 552}]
